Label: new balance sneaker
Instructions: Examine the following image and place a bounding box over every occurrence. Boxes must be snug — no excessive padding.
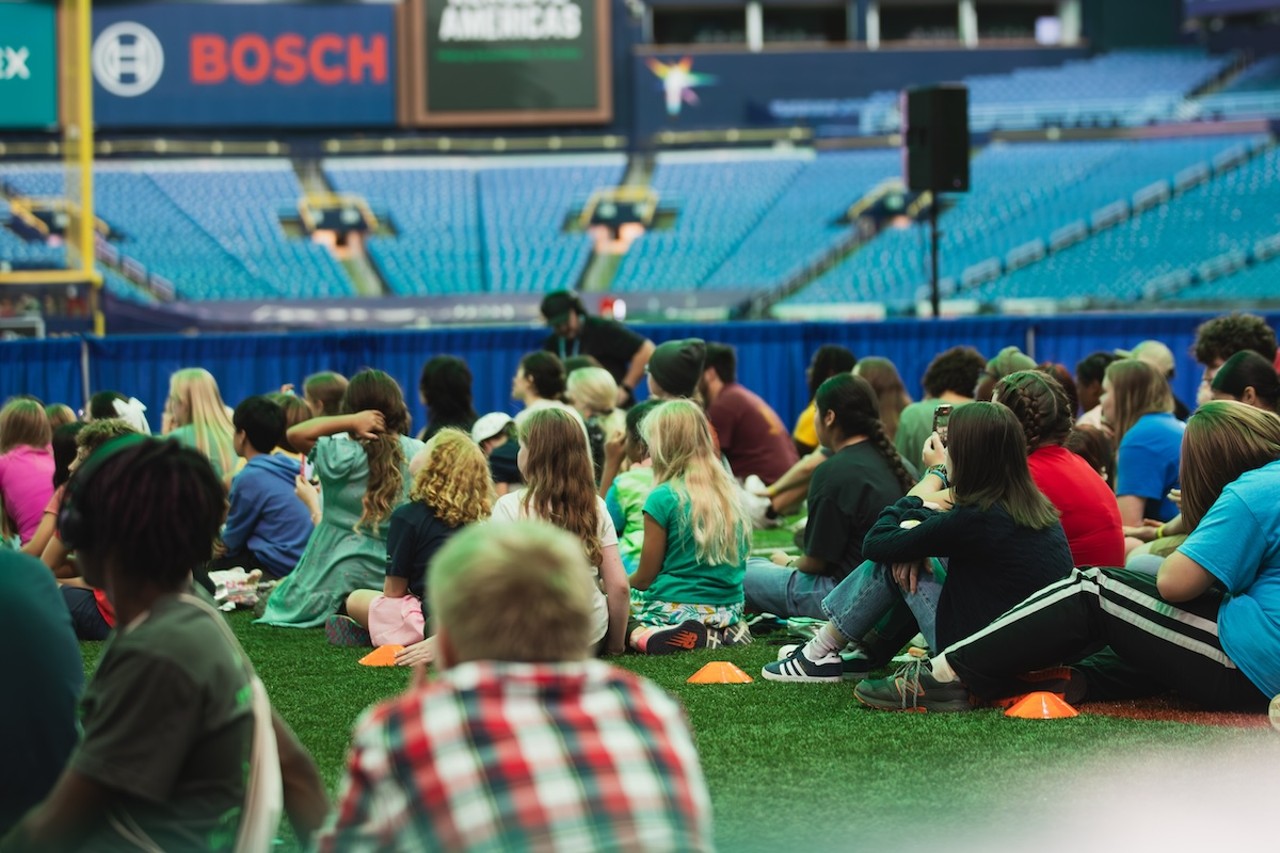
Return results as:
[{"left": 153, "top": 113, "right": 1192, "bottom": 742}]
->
[
  {"left": 639, "top": 620, "right": 709, "bottom": 655},
  {"left": 762, "top": 645, "right": 843, "bottom": 683},
  {"left": 325, "top": 614, "right": 371, "bottom": 648},
  {"left": 854, "top": 658, "right": 972, "bottom": 712}
]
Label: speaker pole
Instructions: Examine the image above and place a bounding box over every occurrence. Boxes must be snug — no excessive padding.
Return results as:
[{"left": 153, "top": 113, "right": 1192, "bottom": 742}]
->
[{"left": 929, "top": 188, "right": 940, "bottom": 319}]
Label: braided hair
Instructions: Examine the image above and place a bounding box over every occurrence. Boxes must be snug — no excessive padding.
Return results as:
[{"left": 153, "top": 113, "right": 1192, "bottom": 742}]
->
[
  {"left": 815, "top": 373, "right": 915, "bottom": 494},
  {"left": 993, "top": 370, "right": 1073, "bottom": 452}
]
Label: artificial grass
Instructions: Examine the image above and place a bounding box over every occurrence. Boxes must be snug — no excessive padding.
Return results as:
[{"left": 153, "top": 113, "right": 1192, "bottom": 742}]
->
[{"left": 78, "top": 612, "right": 1278, "bottom": 851}]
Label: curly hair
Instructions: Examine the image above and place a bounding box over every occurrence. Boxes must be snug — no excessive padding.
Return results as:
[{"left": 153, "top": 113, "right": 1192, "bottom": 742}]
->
[
  {"left": 410, "top": 428, "right": 494, "bottom": 528},
  {"left": 921, "top": 346, "right": 987, "bottom": 398},
  {"left": 815, "top": 373, "right": 915, "bottom": 494},
  {"left": 641, "top": 400, "right": 750, "bottom": 567},
  {"left": 342, "top": 369, "right": 410, "bottom": 534},
  {"left": 993, "top": 370, "right": 1073, "bottom": 451},
  {"left": 1193, "top": 312, "right": 1277, "bottom": 367},
  {"left": 518, "top": 407, "right": 603, "bottom": 567}
]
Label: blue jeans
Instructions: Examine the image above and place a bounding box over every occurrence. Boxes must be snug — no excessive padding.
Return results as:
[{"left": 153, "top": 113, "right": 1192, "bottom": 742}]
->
[
  {"left": 821, "top": 558, "right": 946, "bottom": 652},
  {"left": 743, "top": 557, "right": 838, "bottom": 620}
]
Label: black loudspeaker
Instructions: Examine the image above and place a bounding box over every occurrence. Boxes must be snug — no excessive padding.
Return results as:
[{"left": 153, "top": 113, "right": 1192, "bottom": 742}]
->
[{"left": 903, "top": 85, "right": 970, "bottom": 192}]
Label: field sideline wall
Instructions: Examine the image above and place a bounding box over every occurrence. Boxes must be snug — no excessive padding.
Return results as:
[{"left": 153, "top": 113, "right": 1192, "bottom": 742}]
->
[{"left": 5, "top": 311, "right": 1273, "bottom": 435}]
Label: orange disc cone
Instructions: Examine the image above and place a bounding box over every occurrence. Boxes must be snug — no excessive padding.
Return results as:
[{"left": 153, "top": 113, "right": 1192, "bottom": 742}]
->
[
  {"left": 1004, "top": 690, "right": 1078, "bottom": 719},
  {"left": 687, "top": 661, "right": 754, "bottom": 684},
  {"left": 359, "top": 645, "right": 405, "bottom": 667}
]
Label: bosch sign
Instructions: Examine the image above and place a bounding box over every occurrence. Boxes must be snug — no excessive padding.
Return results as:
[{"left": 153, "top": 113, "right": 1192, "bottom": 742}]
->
[
  {"left": 92, "top": 3, "right": 396, "bottom": 127},
  {"left": 190, "top": 33, "right": 387, "bottom": 86}
]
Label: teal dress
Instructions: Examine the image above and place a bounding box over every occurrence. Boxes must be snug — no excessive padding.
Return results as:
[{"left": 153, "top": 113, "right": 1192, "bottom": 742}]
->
[{"left": 257, "top": 434, "right": 422, "bottom": 628}]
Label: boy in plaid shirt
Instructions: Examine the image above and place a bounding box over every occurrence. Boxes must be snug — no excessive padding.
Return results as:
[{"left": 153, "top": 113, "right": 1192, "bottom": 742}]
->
[{"left": 316, "top": 519, "right": 714, "bottom": 852}]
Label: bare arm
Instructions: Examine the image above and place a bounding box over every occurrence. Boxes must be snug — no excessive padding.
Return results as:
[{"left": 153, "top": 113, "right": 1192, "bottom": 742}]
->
[
  {"left": 1156, "top": 550, "right": 1217, "bottom": 603},
  {"left": 287, "top": 410, "right": 385, "bottom": 456},
  {"left": 272, "top": 708, "right": 329, "bottom": 843},
  {"left": 620, "top": 339, "right": 656, "bottom": 402},
  {"left": 0, "top": 768, "right": 109, "bottom": 851},
  {"left": 20, "top": 512, "right": 56, "bottom": 558},
  {"left": 763, "top": 448, "right": 825, "bottom": 497},
  {"left": 41, "top": 534, "right": 76, "bottom": 579},
  {"left": 598, "top": 544, "right": 630, "bottom": 656},
  {"left": 631, "top": 513, "right": 666, "bottom": 593},
  {"left": 1116, "top": 495, "right": 1147, "bottom": 528},
  {"left": 381, "top": 576, "right": 409, "bottom": 599}
]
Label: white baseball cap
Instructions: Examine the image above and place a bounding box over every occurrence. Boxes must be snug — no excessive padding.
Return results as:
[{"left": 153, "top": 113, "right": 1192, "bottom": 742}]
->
[{"left": 471, "top": 412, "right": 514, "bottom": 444}]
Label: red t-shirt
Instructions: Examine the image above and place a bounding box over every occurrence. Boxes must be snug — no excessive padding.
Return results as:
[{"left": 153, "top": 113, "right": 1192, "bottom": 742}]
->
[
  {"left": 1029, "top": 445, "right": 1125, "bottom": 568},
  {"left": 706, "top": 384, "right": 799, "bottom": 485}
]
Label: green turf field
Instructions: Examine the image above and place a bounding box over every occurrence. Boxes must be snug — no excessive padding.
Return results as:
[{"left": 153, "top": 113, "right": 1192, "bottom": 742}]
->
[{"left": 78, "top": 598, "right": 1279, "bottom": 851}]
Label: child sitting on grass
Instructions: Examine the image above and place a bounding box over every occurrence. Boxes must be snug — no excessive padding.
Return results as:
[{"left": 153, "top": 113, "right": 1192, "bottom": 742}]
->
[
  {"left": 604, "top": 400, "right": 659, "bottom": 575},
  {"left": 211, "top": 395, "right": 315, "bottom": 579},
  {"left": 344, "top": 429, "right": 494, "bottom": 647},
  {"left": 628, "top": 400, "right": 752, "bottom": 653}
]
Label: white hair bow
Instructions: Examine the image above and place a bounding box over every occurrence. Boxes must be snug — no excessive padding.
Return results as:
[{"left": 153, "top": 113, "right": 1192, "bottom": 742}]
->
[{"left": 112, "top": 396, "right": 152, "bottom": 435}]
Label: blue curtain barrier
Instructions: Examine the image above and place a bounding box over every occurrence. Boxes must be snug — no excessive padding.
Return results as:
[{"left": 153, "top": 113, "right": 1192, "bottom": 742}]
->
[{"left": 5, "top": 311, "right": 1277, "bottom": 435}]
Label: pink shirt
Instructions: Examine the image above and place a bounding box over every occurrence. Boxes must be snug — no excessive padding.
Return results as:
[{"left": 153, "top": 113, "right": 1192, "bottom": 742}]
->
[{"left": 0, "top": 444, "right": 55, "bottom": 543}]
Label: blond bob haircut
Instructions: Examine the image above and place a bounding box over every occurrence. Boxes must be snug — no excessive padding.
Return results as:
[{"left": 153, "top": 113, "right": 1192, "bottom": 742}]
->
[
  {"left": 1180, "top": 401, "right": 1280, "bottom": 532},
  {"left": 409, "top": 428, "right": 494, "bottom": 528},
  {"left": 1104, "top": 358, "right": 1174, "bottom": 446},
  {"left": 167, "top": 367, "right": 235, "bottom": 475},
  {"left": 0, "top": 398, "right": 52, "bottom": 453},
  {"left": 567, "top": 366, "right": 626, "bottom": 436},
  {"left": 428, "top": 519, "right": 594, "bottom": 663}
]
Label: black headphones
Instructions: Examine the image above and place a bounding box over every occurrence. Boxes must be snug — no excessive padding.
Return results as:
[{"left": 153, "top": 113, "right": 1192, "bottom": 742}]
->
[{"left": 57, "top": 432, "right": 151, "bottom": 551}]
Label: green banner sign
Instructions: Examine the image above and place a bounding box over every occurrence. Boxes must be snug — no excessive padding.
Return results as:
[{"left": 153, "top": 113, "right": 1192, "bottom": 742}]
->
[
  {"left": 409, "top": 0, "right": 612, "bottom": 126},
  {"left": 0, "top": 1, "right": 57, "bottom": 128}
]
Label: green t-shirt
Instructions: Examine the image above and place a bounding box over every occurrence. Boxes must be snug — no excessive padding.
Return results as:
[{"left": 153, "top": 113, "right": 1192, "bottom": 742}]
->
[
  {"left": 894, "top": 399, "right": 966, "bottom": 469},
  {"left": 640, "top": 482, "right": 746, "bottom": 607},
  {"left": 71, "top": 595, "right": 253, "bottom": 852}
]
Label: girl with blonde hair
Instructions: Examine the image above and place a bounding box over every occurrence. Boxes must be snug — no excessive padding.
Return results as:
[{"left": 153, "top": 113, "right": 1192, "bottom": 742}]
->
[
  {"left": 489, "top": 407, "right": 630, "bottom": 655},
  {"left": 164, "top": 367, "right": 236, "bottom": 482},
  {"left": 344, "top": 429, "right": 494, "bottom": 647},
  {"left": 629, "top": 400, "right": 753, "bottom": 653},
  {"left": 258, "top": 369, "right": 424, "bottom": 632},
  {"left": 1101, "top": 358, "right": 1184, "bottom": 534},
  {"left": 567, "top": 366, "right": 627, "bottom": 483}
]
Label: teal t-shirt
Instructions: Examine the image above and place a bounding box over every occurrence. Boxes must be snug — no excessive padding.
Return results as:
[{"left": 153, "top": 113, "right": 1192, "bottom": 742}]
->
[
  {"left": 641, "top": 481, "right": 746, "bottom": 607},
  {"left": 1178, "top": 459, "right": 1280, "bottom": 698}
]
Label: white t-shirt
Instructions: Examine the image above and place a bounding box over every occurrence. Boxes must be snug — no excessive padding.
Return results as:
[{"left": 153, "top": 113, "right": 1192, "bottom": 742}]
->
[
  {"left": 513, "top": 399, "right": 587, "bottom": 434},
  {"left": 490, "top": 490, "right": 616, "bottom": 645}
]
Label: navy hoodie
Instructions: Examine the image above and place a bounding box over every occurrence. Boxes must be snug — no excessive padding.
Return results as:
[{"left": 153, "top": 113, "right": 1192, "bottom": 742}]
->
[{"left": 221, "top": 453, "right": 315, "bottom": 577}]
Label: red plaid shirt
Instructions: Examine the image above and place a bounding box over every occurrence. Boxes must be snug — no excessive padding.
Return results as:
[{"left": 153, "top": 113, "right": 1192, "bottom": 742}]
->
[{"left": 315, "top": 659, "right": 714, "bottom": 852}]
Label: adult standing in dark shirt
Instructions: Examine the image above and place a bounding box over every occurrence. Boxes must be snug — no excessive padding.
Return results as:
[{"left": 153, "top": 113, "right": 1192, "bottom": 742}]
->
[{"left": 541, "top": 291, "right": 655, "bottom": 408}]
